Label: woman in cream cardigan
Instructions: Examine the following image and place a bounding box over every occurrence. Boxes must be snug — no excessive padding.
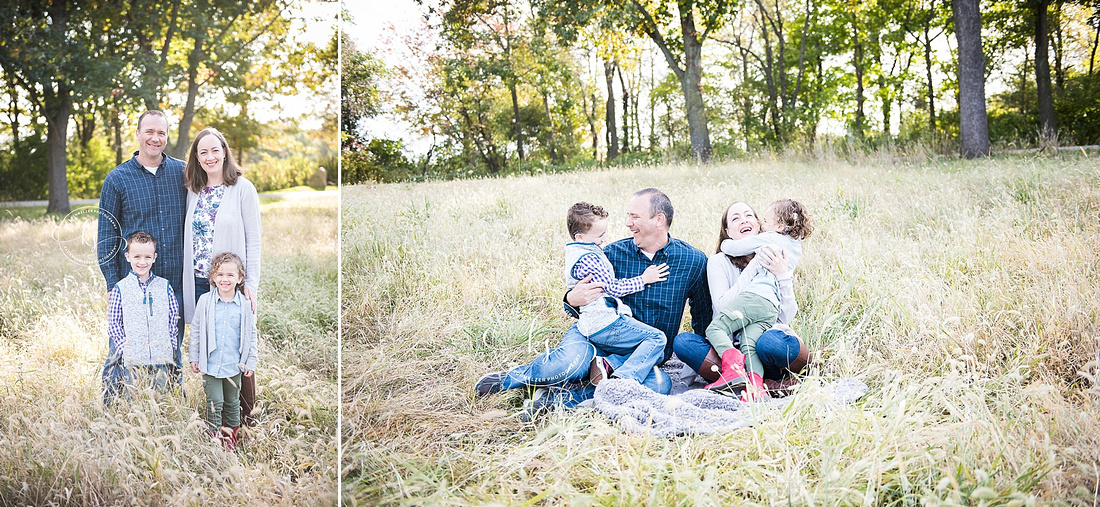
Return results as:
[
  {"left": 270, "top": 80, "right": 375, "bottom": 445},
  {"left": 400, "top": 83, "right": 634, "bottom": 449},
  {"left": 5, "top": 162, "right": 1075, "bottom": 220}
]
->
[{"left": 182, "top": 127, "right": 262, "bottom": 424}]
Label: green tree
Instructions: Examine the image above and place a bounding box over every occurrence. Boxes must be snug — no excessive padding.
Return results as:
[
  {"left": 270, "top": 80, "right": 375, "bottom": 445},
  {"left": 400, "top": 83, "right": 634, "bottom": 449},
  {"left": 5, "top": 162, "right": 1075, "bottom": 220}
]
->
[
  {"left": 0, "top": 1, "right": 128, "bottom": 213},
  {"left": 537, "top": 0, "right": 735, "bottom": 162}
]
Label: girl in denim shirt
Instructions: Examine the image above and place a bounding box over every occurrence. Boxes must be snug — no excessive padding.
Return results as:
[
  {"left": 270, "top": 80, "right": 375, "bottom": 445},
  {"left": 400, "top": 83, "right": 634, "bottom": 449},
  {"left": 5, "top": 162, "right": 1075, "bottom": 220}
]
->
[{"left": 189, "top": 252, "right": 258, "bottom": 450}]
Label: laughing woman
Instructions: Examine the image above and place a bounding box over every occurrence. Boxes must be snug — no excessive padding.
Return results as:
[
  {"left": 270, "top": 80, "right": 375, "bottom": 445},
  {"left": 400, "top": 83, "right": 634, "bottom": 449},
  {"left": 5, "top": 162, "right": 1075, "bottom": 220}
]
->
[{"left": 182, "top": 127, "right": 262, "bottom": 425}]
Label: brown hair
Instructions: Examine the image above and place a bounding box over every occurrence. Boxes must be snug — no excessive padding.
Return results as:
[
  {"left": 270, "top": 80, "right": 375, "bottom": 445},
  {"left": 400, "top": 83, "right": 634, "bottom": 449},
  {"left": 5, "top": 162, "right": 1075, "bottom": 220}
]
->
[
  {"left": 126, "top": 230, "right": 157, "bottom": 252},
  {"left": 208, "top": 251, "right": 246, "bottom": 292},
  {"left": 184, "top": 127, "right": 242, "bottom": 193},
  {"left": 715, "top": 202, "right": 755, "bottom": 270},
  {"left": 768, "top": 198, "right": 814, "bottom": 240},
  {"left": 136, "top": 110, "right": 168, "bottom": 132},
  {"left": 567, "top": 202, "right": 609, "bottom": 239}
]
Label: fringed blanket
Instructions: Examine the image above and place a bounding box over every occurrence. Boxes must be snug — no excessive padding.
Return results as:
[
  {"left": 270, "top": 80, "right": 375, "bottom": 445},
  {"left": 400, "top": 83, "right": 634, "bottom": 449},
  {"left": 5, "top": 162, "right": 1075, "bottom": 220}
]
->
[{"left": 590, "top": 359, "right": 868, "bottom": 436}]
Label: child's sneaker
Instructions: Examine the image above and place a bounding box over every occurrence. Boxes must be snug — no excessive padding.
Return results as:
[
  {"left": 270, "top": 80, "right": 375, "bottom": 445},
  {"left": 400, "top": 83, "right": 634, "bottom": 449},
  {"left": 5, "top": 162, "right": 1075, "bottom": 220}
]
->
[{"left": 588, "top": 356, "right": 613, "bottom": 386}]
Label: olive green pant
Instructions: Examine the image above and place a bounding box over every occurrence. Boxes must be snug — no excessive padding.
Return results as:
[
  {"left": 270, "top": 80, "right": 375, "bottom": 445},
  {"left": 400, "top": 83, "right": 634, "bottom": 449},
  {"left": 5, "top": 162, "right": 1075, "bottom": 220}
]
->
[
  {"left": 705, "top": 292, "right": 779, "bottom": 377},
  {"left": 202, "top": 373, "right": 242, "bottom": 429}
]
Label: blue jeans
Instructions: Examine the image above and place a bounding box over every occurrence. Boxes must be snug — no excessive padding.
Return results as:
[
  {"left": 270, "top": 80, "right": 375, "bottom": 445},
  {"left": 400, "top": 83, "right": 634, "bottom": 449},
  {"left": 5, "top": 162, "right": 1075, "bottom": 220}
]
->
[
  {"left": 499, "top": 324, "right": 672, "bottom": 409},
  {"left": 195, "top": 276, "right": 211, "bottom": 302},
  {"left": 673, "top": 329, "right": 802, "bottom": 381},
  {"left": 585, "top": 316, "right": 665, "bottom": 384}
]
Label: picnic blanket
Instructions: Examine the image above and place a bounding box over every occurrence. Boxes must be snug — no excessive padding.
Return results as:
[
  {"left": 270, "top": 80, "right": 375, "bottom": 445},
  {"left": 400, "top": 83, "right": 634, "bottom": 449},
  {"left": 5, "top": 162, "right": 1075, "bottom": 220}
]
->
[{"left": 590, "top": 358, "right": 868, "bottom": 436}]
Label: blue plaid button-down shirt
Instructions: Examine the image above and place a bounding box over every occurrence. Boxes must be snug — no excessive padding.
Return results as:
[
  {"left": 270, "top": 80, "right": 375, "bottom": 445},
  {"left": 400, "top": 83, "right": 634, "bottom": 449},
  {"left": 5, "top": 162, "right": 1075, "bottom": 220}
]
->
[
  {"left": 566, "top": 235, "right": 712, "bottom": 363},
  {"left": 97, "top": 152, "right": 187, "bottom": 298}
]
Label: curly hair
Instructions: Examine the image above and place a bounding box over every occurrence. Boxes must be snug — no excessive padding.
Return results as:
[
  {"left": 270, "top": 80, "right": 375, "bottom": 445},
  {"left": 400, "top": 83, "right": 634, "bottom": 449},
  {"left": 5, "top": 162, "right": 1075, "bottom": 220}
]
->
[
  {"left": 768, "top": 198, "right": 814, "bottom": 240},
  {"left": 207, "top": 251, "right": 246, "bottom": 292},
  {"left": 567, "top": 202, "right": 609, "bottom": 239}
]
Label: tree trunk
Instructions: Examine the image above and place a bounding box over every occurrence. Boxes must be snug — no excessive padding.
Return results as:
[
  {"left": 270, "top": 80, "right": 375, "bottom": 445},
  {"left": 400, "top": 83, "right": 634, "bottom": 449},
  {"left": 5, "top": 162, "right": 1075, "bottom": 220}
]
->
[
  {"left": 953, "top": 0, "right": 990, "bottom": 158},
  {"left": 173, "top": 34, "right": 204, "bottom": 158},
  {"left": 113, "top": 107, "right": 123, "bottom": 166},
  {"left": 542, "top": 91, "right": 559, "bottom": 163},
  {"left": 618, "top": 65, "right": 630, "bottom": 153},
  {"left": 44, "top": 85, "right": 72, "bottom": 215},
  {"left": 6, "top": 74, "right": 19, "bottom": 150},
  {"left": 1035, "top": 0, "right": 1056, "bottom": 141},
  {"left": 509, "top": 81, "right": 524, "bottom": 161},
  {"left": 604, "top": 58, "right": 619, "bottom": 161},
  {"left": 923, "top": 0, "right": 937, "bottom": 134},
  {"left": 583, "top": 91, "right": 598, "bottom": 159},
  {"left": 632, "top": 0, "right": 713, "bottom": 162},
  {"left": 1091, "top": 18, "right": 1099, "bottom": 75},
  {"left": 1052, "top": 0, "right": 1064, "bottom": 91},
  {"left": 852, "top": 10, "right": 866, "bottom": 138}
]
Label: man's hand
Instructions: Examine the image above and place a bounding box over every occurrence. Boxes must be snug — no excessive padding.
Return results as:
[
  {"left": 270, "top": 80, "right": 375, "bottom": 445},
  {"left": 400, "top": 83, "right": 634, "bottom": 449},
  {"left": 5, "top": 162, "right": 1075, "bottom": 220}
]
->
[
  {"left": 642, "top": 263, "right": 670, "bottom": 284},
  {"left": 243, "top": 369, "right": 254, "bottom": 378},
  {"left": 566, "top": 274, "right": 605, "bottom": 307},
  {"left": 190, "top": 362, "right": 200, "bottom": 374}
]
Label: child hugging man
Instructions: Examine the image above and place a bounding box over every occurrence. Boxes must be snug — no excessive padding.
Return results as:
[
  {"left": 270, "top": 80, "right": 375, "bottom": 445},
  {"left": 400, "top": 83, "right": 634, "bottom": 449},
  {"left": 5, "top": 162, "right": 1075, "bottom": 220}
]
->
[
  {"left": 105, "top": 231, "right": 179, "bottom": 398},
  {"left": 565, "top": 202, "right": 669, "bottom": 386}
]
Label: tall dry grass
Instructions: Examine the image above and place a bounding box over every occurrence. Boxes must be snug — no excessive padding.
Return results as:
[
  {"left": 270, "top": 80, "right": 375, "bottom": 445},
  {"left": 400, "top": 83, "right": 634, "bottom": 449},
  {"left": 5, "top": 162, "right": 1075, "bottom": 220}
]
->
[
  {"left": 342, "top": 156, "right": 1100, "bottom": 504},
  {"left": 0, "top": 191, "right": 337, "bottom": 505}
]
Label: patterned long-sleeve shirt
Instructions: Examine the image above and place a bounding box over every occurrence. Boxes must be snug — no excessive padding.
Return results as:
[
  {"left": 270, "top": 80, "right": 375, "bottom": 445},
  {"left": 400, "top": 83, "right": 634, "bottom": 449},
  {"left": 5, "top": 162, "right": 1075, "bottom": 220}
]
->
[
  {"left": 566, "top": 235, "right": 711, "bottom": 362},
  {"left": 570, "top": 252, "right": 645, "bottom": 298},
  {"left": 97, "top": 152, "right": 186, "bottom": 299},
  {"left": 108, "top": 273, "right": 180, "bottom": 352}
]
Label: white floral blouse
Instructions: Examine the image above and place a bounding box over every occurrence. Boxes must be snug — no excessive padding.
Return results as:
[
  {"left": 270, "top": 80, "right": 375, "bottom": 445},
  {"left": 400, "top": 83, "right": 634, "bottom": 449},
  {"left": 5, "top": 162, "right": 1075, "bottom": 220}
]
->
[{"left": 192, "top": 184, "right": 226, "bottom": 278}]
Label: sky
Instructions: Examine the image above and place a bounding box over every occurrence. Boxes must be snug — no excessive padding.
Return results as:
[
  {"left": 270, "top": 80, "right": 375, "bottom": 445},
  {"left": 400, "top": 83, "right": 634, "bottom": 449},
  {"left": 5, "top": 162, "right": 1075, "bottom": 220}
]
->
[{"left": 344, "top": 0, "right": 433, "bottom": 151}]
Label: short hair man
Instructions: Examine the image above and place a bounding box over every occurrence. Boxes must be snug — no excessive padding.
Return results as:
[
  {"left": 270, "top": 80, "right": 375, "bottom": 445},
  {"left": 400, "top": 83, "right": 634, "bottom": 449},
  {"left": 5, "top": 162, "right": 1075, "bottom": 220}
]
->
[
  {"left": 98, "top": 111, "right": 187, "bottom": 402},
  {"left": 475, "top": 188, "right": 712, "bottom": 414}
]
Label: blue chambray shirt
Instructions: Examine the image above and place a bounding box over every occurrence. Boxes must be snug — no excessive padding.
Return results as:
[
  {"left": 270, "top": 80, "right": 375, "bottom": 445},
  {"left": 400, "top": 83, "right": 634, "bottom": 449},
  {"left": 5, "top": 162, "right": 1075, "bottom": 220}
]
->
[
  {"left": 208, "top": 292, "right": 244, "bottom": 378},
  {"left": 566, "top": 235, "right": 712, "bottom": 363},
  {"left": 97, "top": 152, "right": 187, "bottom": 302}
]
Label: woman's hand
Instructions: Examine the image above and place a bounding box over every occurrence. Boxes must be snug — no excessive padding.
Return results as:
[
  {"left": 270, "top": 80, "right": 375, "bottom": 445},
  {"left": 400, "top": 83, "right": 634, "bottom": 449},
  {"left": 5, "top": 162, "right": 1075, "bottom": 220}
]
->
[
  {"left": 243, "top": 287, "right": 257, "bottom": 314},
  {"left": 757, "top": 245, "right": 790, "bottom": 276},
  {"left": 243, "top": 369, "right": 254, "bottom": 378},
  {"left": 566, "top": 274, "right": 605, "bottom": 307}
]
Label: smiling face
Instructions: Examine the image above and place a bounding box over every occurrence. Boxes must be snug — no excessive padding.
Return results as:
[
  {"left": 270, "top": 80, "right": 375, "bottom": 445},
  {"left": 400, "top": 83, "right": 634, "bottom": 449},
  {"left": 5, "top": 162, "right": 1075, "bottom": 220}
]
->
[
  {"left": 212, "top": 259, "right": 243, "bottom": 298},
  {"left": 135, "top": 114, "right": 169, "bottom": 165},
  {"left": 724, "top": 202, "right": 760, "bottom": 240},
  {"left": 760, "top": 206, "right": 783, "bottom": 233},
  {"left": 625, "top": 194, "right": 667, "bottom": 252},
  {"left": 196, "top": 134, "right": 225, "bottom": 183},
  {"left": 574, "top": 217, "right": 609, "bottom": 247},
  {"left": 125, "top": 240, "right": 157, "bottom": 281}
]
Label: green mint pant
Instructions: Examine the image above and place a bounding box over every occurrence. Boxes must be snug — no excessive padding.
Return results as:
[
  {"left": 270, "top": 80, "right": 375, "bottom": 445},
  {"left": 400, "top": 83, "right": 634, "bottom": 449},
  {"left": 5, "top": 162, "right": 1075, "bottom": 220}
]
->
[
  {"left": 705, "top": 292, "right": 779, "bottom": 377},
  {"left": 202, "top": 373, "right": 242, "bottom": 429}
]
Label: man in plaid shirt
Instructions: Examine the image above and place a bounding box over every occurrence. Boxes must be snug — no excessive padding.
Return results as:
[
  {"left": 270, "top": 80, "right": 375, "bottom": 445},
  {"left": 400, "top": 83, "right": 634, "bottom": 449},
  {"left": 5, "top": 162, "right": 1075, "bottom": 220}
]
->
[
  {"left": 97, "top": 111, "right": 187, "bottom": 402},
  {"left": 476, "top": 188, "right": 711, "bottom": 413}
]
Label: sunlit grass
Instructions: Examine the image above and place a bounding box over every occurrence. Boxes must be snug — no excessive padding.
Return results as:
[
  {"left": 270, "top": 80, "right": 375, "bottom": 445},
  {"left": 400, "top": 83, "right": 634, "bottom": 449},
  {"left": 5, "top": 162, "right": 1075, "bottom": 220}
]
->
[
  {"left": 342, "top": 155, "right": 1100, "bottom": 504},
  {"left": 0, "top": 192, "right": 337, "bottom": 504}
]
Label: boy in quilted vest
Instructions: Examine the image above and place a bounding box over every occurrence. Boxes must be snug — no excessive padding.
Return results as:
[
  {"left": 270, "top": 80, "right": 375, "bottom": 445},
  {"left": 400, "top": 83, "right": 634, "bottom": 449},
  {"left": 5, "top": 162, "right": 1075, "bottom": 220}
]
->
[
  {"left": 562, "top": 202, "right": 670, "bottom": 385},
  {"left": 105, "top": 231, "right": 179, "bottom": 399}
]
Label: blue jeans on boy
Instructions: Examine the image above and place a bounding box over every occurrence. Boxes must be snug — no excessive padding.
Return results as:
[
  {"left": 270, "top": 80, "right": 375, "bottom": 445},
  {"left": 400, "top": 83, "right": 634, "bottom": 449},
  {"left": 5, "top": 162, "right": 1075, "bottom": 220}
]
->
[
  {"left": 496, "top": 323, "right": 672, "bottom": 409},
  {"left": 673, "top": 329, "right": 802, "bottom": 381},
  {"left": 586, "top": 315, "right": 665, "bottom": 385}
]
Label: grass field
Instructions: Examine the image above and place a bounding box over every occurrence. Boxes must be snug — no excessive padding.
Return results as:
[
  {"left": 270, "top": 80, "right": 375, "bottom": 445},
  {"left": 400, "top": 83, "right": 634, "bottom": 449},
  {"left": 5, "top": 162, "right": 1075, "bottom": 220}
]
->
[
  {"left": 0, "top": 190, "right": 338, "bottom": 504},
  {"left": 342, "top": 155, "right": 1100, "bottom": 505}
]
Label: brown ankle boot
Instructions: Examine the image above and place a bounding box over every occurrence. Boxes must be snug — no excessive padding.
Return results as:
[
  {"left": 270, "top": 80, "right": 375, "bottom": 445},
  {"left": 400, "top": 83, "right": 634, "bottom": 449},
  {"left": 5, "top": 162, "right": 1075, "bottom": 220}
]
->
[
  {"left": 699, "top": 348, "right": 722, "bottom": 383},
  {"left": 705, "top": 348, "right": 749, "bottom": 393}
]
